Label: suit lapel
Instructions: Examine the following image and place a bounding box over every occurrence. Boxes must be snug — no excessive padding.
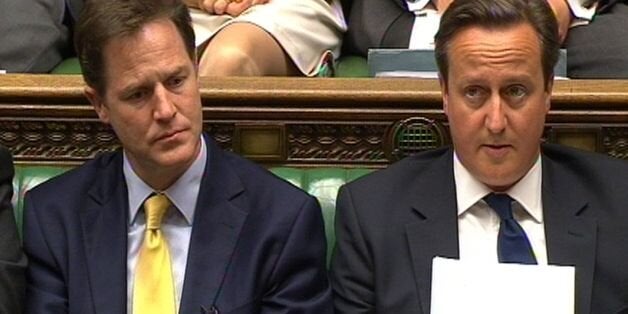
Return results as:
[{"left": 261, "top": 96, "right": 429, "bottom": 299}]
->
[
  {"left": 403, "top": 149, "right": 597, "bottom": 313},
  {"left": 179, "top": 137, "right": 249, "bottom": 313},
  {"left": 405, "top": 149, "right": 459, "bottom": 314},
  {"left": 542, "top": 154, "right": 596, "bottom": 314},
  {"left": 80, "top": 153, "right": 129, "bottom": 314}
]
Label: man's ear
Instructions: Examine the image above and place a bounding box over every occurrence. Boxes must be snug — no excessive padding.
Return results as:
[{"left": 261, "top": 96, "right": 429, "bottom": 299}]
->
[
  {"left": 544, "top": 76, "right": 554, "bottom": 113},
  {"left": 85, "top": 86, "right": 110, "bottom": 124},
  {"left": 194, "top": 49, "right": 200, "bottom": 78},
  {"left": 439, "top": 74, "right": 450, "bottom": 116}
]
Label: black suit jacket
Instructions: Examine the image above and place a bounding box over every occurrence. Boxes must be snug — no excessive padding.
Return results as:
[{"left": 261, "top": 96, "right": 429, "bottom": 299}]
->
[
  {"left": 0, "top": 145, "right": 26, "bottom": 313},
  {"left": 341, "top": 0, "right": 617, "bottom": 57},
  {"left": 24, "top": 136, "right": 332, "bottom": 314},
  {"left": 0, "top": 0, "right": 79, "bottom": 73},
  {"left": 342, "top": 0, "right": 413, "bottom": 56},
  {"left": 331, "top": 144, "right": 628, "bottom": 314}
]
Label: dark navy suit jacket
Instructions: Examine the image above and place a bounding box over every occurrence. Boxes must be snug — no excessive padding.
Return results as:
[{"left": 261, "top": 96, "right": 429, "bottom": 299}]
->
[
  {"left": 0, "top": 146, "right": 26, "bottom": 313},
  {"left": 331, "top": 144, "right": 628, "bottom": 314},
  {"left": 23, "top": 135, "right": 332, "bottom": 314}
]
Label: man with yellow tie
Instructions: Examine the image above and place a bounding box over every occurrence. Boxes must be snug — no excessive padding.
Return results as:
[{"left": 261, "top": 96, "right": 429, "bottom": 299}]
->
[{"left": 21, "top": 0, "right": 332, "bottom": 313}]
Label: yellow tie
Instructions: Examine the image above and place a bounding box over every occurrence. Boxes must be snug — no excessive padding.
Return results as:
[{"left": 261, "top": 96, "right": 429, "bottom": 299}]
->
[{"left": 133, "top": 193, "right": 176, "bottom": 314}]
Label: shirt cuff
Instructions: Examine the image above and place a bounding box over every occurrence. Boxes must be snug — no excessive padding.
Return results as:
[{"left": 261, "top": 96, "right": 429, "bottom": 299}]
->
[{"left": 566, "top": 0, "right": 597, "bottom": 20}]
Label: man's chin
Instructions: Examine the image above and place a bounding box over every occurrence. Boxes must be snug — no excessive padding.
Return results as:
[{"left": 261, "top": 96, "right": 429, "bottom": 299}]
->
[
  {"left": 153, "top": 142, "right": 199, "bottom": 167},
  {"left": 479, "top": 171, "right": 522, "bottom": 192}
]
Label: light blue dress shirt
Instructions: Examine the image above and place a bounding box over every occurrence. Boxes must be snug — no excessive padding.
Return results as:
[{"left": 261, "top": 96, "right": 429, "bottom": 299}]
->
[{"left": 124, "top": 137, "right": 207, "bottom": 314}]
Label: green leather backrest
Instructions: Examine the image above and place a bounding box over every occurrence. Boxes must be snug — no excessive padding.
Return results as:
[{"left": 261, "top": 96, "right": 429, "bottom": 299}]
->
[
  {"left": 12, "top": 165, "right": 372, "bottom": 264},
  {"left": 49, "top": 56, "right": 370, "bottom": 77},
  {"left": 12, "top": 166, "right": 71, "bottom": 238},
  {"left": 270, "top": 167, "right": 372, "bottom": 263}
]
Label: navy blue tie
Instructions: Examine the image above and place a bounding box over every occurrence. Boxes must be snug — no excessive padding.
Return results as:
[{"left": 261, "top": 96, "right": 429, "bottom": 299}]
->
[{"left": 484, "top": 193, "right": 537, "bottom": 265}]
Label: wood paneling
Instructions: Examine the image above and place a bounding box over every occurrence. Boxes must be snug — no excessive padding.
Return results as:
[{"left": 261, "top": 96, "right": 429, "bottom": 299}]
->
[{"left": 1, "top": 74, "right": 627, "bottom": 166}]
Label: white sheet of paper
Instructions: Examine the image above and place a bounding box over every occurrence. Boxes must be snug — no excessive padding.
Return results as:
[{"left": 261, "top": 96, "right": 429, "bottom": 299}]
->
[
  {"left": 375, "top": 71, "right": 438, "bottom": 78},
  {"left": 431, "top": 256, "right": 575, "bottom": 314}
]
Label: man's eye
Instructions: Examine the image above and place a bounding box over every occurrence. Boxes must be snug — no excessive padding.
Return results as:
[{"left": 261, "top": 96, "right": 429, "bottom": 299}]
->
[
  {"left": 168, "top": 76, "right": 185, "bottom": 88},
  {"left": 465, "top": 86, "right": 484, "bottom": 98},
  {"left": 505, "top": 85, "right": 527, "bottom": 98},
  {"left": 463, "top": 86, "right": 488, "bottom": 106},
  {"left": 125, "top": 90, "right": 147, "bottom": 101}
]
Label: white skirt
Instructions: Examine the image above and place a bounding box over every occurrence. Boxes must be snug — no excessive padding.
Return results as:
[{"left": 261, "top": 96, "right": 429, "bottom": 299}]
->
[{"left": 190, "top": 0, "right": 347, "bottom": 76}]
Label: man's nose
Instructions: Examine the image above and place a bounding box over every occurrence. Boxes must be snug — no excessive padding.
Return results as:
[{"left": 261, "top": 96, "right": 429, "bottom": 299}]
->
[
  {"left": 484, "top": 95, "right": 507, "bottom": 133},
  {"left": 153, "top": 84, "right": 176, "bottom": 120}
]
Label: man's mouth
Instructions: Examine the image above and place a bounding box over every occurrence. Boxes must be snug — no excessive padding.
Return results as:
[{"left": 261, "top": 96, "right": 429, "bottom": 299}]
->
[
  {"left": 155, "top": 129, "right": 184, "bottom": 142},
  {"left": 482, "top": 144, "right": 512, "bottom": 158}
]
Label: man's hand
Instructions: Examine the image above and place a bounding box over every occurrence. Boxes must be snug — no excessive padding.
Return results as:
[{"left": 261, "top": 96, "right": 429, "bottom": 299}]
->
[
  {"left": 187, "top": 0, "right": 270, "bottom": 16},
  {"left": 546, "top": 0, "right": 573, "bottom": 43}
]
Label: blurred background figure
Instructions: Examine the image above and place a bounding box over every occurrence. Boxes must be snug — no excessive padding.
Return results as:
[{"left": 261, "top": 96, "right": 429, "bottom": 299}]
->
[
  {"left": 565, "top": 0, "right": 628, "bottom": 78},
  {"left": 341, "top": 0, "right": 628, "bottom": 78},
  {"left": 0, "top": 0, "right": 81, "bottom": 73},
  {"left": 185, "top": 0, "right": 346, "bottom": 76},
  {"left": 1, "top": 0, "right": 346, "bottom": 77}
]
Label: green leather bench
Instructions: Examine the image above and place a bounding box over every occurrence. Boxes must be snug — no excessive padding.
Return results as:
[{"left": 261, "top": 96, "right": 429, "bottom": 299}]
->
[
  {"left": 51, "top": 56, "right": 370, "bottom": 77},
  {"left": 12, "top": 165, "right": 372, "bottom": 264}
]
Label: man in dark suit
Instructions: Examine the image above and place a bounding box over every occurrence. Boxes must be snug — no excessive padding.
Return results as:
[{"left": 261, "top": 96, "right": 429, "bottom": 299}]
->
[
  {"left": 342, "top": 0, "right": 628, "bottom": 78},
  {"left": 331, "top": 0, "right": 628, "bottom": 313},
  {"left": 22, "top": 0, "right": 331, "bottom": 313},
  {"left": 0, "top": 0, "right": 83, "bottom": 73},
  {"left": 565, "top": 0, "right": 628, "bottom": 78},
  {"left": 0, "top": 145, "right": 26, "bottom": 313}
]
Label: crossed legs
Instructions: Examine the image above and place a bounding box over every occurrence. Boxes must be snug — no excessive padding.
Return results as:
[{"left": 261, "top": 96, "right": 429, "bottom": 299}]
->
[{"left": 198, "top": 22, "right": 301, "bottom": 76}]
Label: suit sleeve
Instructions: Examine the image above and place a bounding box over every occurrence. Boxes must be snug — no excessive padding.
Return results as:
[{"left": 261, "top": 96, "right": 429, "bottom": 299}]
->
[
  {"left": 262, "top": 196, "right": 333, "bottom": 313},
  {"left": 0, "top": 147, "right": 26, "bottom": 314},
  {"left": 330, "top": 185, "right": 375, "bottom": 313},
  {"left": 23, "top": 192, "right": 68, "bottom": 314},
  {"left": 343, "top": 0, "right": 414, "bottom": 56}
]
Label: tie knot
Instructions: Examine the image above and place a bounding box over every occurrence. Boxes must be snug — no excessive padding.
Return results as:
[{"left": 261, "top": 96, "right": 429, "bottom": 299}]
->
[
  {"left": 144, "top": 193, "right": 171, "bottom": 230},
  {"left": 484, "top": 193, "right": 514, "bottom": 220}
]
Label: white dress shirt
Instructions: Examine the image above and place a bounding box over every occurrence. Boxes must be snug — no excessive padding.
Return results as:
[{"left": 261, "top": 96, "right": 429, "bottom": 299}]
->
[
  {"left": 407, "top": 0, "right": 440, "bottom": 49},
  {"left": 406, "top": 0, "right": 597, "bottom": 49},
  {"left": 124, "top": 137, "right": 207, "bottom": 314},
  {"left": 453, "top": 152, "right": 548, "bottom": 265}
]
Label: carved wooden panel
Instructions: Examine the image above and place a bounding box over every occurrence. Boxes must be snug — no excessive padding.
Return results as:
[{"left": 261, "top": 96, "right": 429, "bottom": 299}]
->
[
  {"left": 204, "top": 123, "right": 235, "bottom": 151},
  {"left": 0, "top": 119, "right": 238, "bottom": 164},
  {"left": 602, "top": 127, "right": 628, "bottom": 160},
  {"left": 287, "top": 124, "right": 388, "bottom": 165},
  {"left": 1, "top": 75, "right": 627, "bottom": 166},
  {"left": 0, "top": 119, "right": 116, "bottom": 163}
]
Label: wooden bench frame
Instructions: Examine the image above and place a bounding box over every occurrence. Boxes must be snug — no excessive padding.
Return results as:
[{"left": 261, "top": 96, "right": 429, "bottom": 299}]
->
[{"left": 1, "top": 74, "right": 627, "bottom": 167}]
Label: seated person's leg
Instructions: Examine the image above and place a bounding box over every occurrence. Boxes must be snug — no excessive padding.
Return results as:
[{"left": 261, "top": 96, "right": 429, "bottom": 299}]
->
[
  {"left": 198, "top": 22, "right": 300, "bottom": 76},
  {"left": 190, "top": 0, "right": 345, "bottom": 77},
  {"left": 566, "top": 3, "right": 628, "bottom": 78}
]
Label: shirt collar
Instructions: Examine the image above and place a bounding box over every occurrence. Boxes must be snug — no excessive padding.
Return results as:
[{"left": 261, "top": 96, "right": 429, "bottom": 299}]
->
[
  {"left": 407, "top": 0, "right": 431, "bottom": 12},
  {"left": 453, "top": 151, "right": 543, "bottom": 223},
  {"left": 124, "top": 136, "right": 207, "bottom": 226}
]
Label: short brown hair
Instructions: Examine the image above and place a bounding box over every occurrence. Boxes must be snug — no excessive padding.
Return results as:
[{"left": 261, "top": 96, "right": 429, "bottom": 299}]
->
[
  {"left": 74, "top": 0, "right": 195, "bottom": 94},
  {"left": 434, "top": 0, "right": 559, "bottom": 89}
]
